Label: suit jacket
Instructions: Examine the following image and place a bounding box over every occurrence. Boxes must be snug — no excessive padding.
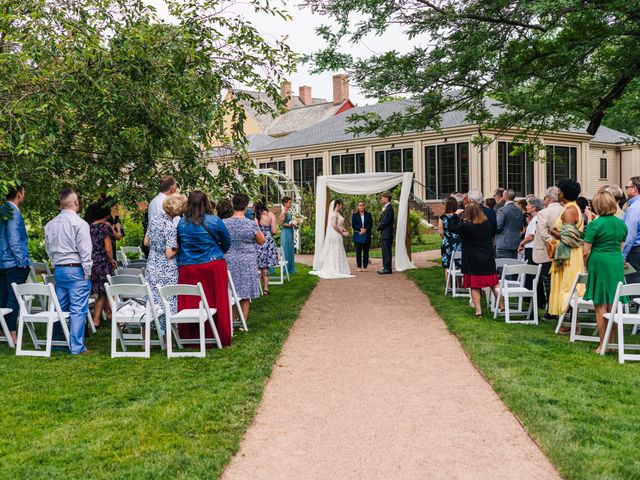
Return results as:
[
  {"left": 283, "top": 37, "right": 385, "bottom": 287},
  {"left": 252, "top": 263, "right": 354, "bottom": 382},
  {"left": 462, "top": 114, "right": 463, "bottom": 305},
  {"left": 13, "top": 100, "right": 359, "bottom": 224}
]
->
[
  {"left": 482, "top": 206, "right": 497, "bottom": 236},
  {"left": 377, "top": 204, "right": 395, "bottom": 240},
  {"left": 351, "top": 211, "right": 373, "bottom": 244},
  {"left": 532, "top": 202, "right": 564, "bottom": 264},
  {"left": 496, "top": 202, "right": 524, "bottom": 250}
]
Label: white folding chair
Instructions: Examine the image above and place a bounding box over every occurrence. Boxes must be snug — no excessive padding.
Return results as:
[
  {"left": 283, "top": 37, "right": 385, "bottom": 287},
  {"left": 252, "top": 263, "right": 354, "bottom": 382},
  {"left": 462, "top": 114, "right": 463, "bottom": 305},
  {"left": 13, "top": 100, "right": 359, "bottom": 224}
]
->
[
  {"left": 121, "top": 246, "right": 145, "bottom": 260},
  {"left": 126, "top": 259, "right": 148, "bottom": 269},
  {"left": 116, "top": 251, "right": 129, "bottom": 267},
  {"left": 601, "top": 283, "right": 640, "bottom": 363},
  {"left": 444, "top": 251, "right": 468, "bottom": 298},
  {"left": 553, "top": 273, "right": 599, "bottom": 342},
  {"left": 228, "top": 271, "right": 248, "bottom": 334},
  {"left": 42, "top": 274, "right": 97, "bottom": 335},
  {"left": 269, "top": 247, "right": 290, "bottom": 286},
  {"left": 0, "top": 308, "right": 15, "bottom": 348},
  {"left": 493, "top": 263, "right": 542, "bottom": 324},
  {"left": 11, "top": 282, "right": 71, "bottom": 357},
  {"left": 115, "top": 267, "right": 145, "bottom": 276},
  {"left": 105, "top": 283, "right": 164, "bottom": 358},
  {"left": 158, "top": 283, "right": 221, "bottom": 358}
]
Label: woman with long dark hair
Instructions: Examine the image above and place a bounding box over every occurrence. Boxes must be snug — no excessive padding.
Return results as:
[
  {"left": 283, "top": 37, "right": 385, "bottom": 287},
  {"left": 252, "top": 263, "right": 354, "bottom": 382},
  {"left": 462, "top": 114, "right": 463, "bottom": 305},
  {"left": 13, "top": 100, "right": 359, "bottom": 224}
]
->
[
  {"left": 439, "top": 196, "right": 462, "bottom": 281},
  {"left": 176, "top": 191, "right": 232, "bottom": 346}
]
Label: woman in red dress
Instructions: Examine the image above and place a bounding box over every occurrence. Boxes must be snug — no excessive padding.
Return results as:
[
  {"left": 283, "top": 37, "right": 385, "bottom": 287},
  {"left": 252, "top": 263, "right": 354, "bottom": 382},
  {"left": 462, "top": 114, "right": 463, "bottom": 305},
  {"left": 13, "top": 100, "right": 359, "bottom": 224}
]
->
[
  {"left": 449, "top": 203, "right": 500, "bottom": 316},
  {"left": 176, "top": 191, "right": 232, "bottom": 346}
]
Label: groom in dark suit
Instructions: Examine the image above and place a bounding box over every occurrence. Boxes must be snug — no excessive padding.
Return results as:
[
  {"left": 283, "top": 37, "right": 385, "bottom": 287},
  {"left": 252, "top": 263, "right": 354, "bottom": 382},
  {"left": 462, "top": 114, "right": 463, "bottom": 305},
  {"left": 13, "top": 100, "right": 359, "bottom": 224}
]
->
[
  {"left": 351, "top": 201, "right": 373, "bottom": 272},
  {"left": 377, "top": 192, "right": 394, "bottom": 274}
]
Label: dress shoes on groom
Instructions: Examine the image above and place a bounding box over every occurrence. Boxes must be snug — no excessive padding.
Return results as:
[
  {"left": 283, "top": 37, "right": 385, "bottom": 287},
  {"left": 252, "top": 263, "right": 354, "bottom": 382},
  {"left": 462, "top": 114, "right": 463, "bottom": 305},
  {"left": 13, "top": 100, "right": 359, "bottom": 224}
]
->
[{"left": 377, "top": 269, "right": 392, "bottom": 275}]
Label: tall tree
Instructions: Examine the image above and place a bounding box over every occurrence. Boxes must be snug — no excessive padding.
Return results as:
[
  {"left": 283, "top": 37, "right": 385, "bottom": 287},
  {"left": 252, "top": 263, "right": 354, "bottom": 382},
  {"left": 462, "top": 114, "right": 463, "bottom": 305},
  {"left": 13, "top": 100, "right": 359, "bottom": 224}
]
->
[
  {"left": 0, "top": 0, "right": 296, "bottom": 213},
  {"left": 306, "top": 0, "right": 640, "bottom": 142}
]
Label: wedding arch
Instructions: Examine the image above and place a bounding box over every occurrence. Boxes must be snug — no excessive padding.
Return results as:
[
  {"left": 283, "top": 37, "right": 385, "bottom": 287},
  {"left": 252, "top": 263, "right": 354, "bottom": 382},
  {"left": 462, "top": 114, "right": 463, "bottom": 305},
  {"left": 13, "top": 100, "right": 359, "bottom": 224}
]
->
[{"left": 313, "top": 172, "right": 417, "bottom": 272}]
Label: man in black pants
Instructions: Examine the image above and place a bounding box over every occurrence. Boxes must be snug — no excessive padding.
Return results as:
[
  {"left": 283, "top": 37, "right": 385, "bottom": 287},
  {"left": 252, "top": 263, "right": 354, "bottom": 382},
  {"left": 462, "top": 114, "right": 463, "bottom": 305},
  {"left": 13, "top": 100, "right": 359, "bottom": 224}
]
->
[{"left": 377, "top": 192, "right": 394, "bottom": 274}]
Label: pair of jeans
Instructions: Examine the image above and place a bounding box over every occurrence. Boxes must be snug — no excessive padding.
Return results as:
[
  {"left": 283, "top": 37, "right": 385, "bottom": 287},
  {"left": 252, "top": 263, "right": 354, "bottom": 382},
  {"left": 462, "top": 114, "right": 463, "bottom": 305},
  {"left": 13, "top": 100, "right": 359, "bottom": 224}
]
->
[
  {"left": 380, "top": 238, "right": 393, "bottom": 271},
  {"left": 0, "top": 266, "right": 30, "bottom": 331},
  {"left": 355, "top": 240, "right": 371, "bottom": 269},
  {"left": 626, "top": 247, "right": 640, "bottom": 284},
  {"left": 54, "top": 266, "right": 91, "bottom": 354}
]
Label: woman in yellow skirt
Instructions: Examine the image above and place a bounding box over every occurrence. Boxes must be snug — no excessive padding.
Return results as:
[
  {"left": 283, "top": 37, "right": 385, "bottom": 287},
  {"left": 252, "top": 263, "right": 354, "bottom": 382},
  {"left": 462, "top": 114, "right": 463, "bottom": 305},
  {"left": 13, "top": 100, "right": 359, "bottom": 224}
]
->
[{"left": 548, "top": 179, "right": 585, "bottom": 323}]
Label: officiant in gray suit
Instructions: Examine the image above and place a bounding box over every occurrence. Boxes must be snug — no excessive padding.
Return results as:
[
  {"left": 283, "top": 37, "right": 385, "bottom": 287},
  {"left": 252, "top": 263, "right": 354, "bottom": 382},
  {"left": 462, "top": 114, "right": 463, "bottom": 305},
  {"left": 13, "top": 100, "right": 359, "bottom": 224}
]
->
[{"left": 496, "top": 188, "right": 524, "bottom": 258}]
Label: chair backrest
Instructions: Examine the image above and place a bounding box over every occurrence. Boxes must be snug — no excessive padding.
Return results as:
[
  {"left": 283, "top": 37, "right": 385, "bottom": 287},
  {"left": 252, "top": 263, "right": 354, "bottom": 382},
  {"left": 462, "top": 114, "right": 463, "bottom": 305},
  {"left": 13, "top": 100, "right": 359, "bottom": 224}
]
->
[
  {"left": 11, "top": 282, "right": 62, "bottom": 317},
  {"left": 451, "top": 251, "right": 462, "bottom": 260},
  {"left": 501, "top": 263, "right": 541, "bottom": 284},
  {"left": 126, "top": 259, "right": 148, "bottom": 268},
  {"left": 495, "top": 258, "right": 525, "bottom": 270},
  {"left": 107, "top": 274, "right": 145, "bottom": 285},
  {"left": 42, "top": 274, "right": 55, "bottom": 285},
  {"left": 32, "top": 261, "right": 52, "bottom": 275},
  {"left": 105, "top": 283, "right": 158, "bottom": 319},
  {"left": 121, "top": 246, "right": 145, "bottom": 260},
  {"left": 115, "top": 268, "right": 144, "bottom": 276}
]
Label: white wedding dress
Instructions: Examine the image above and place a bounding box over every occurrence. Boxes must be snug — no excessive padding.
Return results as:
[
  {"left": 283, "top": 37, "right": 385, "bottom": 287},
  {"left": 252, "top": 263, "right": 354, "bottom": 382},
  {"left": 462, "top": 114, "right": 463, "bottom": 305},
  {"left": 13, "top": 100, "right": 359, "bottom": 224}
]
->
[{"left": 310, "top": 208, "right": 353, "bottom": 279}]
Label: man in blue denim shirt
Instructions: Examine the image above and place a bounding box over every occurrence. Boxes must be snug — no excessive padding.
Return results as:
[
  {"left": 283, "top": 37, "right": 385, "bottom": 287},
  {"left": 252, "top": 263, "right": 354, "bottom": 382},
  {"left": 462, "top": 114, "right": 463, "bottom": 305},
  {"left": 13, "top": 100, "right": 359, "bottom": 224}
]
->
[
  {"left": 623, "top": 176, "right": 640, "bottom": 283},
  {"left": 0, "top": 184, "right": 31, "bottom": 346}
]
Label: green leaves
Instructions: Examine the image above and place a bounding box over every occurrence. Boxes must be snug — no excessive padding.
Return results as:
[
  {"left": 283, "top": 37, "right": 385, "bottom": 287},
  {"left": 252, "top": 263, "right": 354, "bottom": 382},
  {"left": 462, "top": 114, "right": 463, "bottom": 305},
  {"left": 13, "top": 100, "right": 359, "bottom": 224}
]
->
[
  {"left": 306, "top": 0, "right": 640, "bottom": 142},
  {"left": 0, "top": 0, "right": 296, "bottom": 215}
]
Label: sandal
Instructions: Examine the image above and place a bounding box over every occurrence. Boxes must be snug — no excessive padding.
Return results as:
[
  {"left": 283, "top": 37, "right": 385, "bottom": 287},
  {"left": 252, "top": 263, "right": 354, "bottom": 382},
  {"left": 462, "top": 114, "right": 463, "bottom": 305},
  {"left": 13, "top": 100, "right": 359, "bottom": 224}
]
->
[{"left": 263, "top": 290, "right": 270, "bottom": 296}]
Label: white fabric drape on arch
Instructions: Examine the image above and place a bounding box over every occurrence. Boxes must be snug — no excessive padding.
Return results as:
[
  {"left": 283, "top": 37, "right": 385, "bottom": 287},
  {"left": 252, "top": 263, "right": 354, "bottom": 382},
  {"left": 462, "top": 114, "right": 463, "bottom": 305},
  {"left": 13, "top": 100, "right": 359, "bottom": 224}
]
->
[{"left": 312, "top": 172, "right": 416, "bottom": 272}]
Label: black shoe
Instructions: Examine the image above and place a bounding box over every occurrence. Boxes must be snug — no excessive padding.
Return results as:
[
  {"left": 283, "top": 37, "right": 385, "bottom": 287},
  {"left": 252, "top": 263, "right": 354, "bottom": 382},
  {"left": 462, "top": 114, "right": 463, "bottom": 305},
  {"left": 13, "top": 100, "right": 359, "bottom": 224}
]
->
[
  {"left": 377, "top": 269, "right": 392, "bottom": 275},
  {"left": 543, "top": 313, "right": 557, "bottom": 320}
]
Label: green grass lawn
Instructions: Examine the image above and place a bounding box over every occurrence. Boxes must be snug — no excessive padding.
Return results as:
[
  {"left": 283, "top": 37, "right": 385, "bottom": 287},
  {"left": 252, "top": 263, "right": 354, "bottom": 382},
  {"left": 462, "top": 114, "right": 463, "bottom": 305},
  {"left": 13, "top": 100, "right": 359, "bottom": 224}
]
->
[
  {"left": 0, "top": 264, "right": 318, "bottom": 480},
  {"left": 406, "top": 266, "right": 640, "bottom": 480},
  {"left": 347, "top": 233, "right": 440, "bottom": 258}
]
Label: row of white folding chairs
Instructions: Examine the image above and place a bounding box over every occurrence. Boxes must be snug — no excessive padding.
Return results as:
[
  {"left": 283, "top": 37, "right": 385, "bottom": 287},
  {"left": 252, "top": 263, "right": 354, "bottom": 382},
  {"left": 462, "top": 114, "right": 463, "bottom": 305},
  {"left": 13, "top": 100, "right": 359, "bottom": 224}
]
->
[{"left": 116, "top": 246, "right": 146, "bottom": 268}]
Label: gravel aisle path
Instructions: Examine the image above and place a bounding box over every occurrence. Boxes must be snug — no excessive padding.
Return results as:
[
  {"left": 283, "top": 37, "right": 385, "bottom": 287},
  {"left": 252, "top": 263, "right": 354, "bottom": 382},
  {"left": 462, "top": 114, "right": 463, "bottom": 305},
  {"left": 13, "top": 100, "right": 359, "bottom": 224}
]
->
[{"left": 222, "top": 257, "right": 560, "bottom": 480}]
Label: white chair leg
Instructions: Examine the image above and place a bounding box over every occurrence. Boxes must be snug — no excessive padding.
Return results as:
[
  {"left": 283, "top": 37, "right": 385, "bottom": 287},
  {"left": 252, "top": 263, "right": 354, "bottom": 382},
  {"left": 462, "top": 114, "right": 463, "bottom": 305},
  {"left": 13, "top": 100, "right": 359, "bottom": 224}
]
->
[
  {"left": 199, "top": 320, "right": 206, "bottom": 358},
  {"left": 493, "top": 291, "right": 502, "bottom": 319},
  {"left": 87, "top": 312, "right": 96, "bottom": 334},
  {"left": 618, "top": 320, "right": 625, "bottom": 364},
  {"left": 16, "top": 317, "right": 25, "bottom": 355},
  {"left": 111, "top": 318, "right": 118, "bottom": 358},
  {"left": 601, "top": 316, "right": 614, "bottom": 355},
  {"left": 25, "top": 321, "right": 40, "bottom": 350},
  {"left": 166, "top": 320, "right": 174, "bottom": 358},
  {"left": 144, "top": 320, "right": 151, "bottom": 358},
  {"left": 504, "top": 295, "right": 511, "bottom": 323},
  {"left": 44, "top": 321, "right": 53, "bottom": 357},
  {"left": 570, "top": 302, "right": 579, "bottom": 342},
  {"left": 533, "top": 294, "right": 539, "bottom": 325}
]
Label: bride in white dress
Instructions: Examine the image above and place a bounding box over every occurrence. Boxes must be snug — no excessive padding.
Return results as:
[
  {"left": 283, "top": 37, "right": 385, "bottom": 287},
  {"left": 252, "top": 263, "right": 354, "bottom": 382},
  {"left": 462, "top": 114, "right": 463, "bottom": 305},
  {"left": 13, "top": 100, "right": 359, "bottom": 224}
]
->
[{"left": 310, "top": 200, "right": 354, "bottom": 279}]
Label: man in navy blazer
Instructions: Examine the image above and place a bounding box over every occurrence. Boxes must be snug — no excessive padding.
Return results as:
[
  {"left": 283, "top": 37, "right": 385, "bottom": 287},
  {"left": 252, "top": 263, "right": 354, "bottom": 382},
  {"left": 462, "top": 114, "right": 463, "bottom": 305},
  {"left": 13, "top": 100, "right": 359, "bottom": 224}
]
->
[
  {"left": 377, "top": 192, "right": 395, "bottom": 274},
  {"left": 496, "top": 188, "right": 524, "bottom": 258},
  {"left": 352, "top": 201, "right": 373, "bottom": 271}
]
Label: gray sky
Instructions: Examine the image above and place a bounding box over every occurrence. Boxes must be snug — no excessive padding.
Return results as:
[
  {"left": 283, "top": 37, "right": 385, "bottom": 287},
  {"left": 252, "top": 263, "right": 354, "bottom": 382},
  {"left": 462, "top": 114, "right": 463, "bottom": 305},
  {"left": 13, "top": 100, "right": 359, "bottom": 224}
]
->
[{"left": 146, "top": 1, "right": 416, "bottom": 105}]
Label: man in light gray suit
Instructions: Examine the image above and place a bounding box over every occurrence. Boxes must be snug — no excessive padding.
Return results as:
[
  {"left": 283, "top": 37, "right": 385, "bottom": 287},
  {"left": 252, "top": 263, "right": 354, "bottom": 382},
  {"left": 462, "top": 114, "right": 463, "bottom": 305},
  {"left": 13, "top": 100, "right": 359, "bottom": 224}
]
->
[
  {"left": 533, "top": 186, "right": 564, "bottom": 317},
  {"left": 496, "top": 189, "right": 524, "bottom": 259}
]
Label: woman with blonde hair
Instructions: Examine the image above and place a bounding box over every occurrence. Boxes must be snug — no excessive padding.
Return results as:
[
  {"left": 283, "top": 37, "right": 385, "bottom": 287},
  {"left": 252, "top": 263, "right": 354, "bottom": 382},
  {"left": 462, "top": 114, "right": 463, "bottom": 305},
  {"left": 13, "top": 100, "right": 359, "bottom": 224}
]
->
[
  {"left": 144, "top": 193, "right": 187, "bottom": 332},
  {"left": 450, "top": 203, "right": 499, "bottom": 316},
  {"left": 583, "top": 191, "right": 628, "bottom": 353}
]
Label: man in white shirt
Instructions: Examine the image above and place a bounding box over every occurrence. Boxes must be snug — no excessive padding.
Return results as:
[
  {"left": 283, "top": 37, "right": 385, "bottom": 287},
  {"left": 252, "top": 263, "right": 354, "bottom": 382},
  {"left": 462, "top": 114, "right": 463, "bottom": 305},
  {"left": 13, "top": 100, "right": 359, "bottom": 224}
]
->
[
  {"left": 44, "top": 188, "right": 93, "bottom": 354},
  {"left": 148, "top": 176, "right": 178, "bottom": 224}
]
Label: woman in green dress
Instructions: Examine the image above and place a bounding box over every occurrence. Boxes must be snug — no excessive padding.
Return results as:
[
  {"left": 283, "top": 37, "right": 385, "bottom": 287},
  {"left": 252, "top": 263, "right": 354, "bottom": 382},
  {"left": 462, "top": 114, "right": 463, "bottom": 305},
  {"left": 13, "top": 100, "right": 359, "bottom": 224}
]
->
[{"left": 583, "top": 191, "right": 628, "bottom": 353}]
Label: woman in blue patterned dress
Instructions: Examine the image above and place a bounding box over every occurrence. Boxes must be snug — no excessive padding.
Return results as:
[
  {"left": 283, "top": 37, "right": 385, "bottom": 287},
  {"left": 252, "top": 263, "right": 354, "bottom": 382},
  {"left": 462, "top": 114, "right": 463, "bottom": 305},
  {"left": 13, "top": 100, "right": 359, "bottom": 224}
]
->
[
  {"left": 439, "top": 196, "right": 462, "bottom": 281},
  {"left": 144, "top": 193, "right": 186, "bottom": 333},
  {"left": 254, "top": 200, "right": 278, "bottom": 295},
  {"left": 223, "top": 194, "right": 265, "bottom": 322},
  {"left": 279, "top": 196, "right": 296, "bottom": 274}
]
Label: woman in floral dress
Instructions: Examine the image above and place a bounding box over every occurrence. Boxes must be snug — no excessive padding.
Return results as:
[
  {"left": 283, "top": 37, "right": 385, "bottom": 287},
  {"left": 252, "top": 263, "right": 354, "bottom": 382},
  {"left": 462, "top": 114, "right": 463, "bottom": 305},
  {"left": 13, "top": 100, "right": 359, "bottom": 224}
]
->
[
  {"left": 90, "top": 203, "right": 117, "bottom": 328},
  {"left": 439, "top": 196, "right": 462, "bottom": 281},
  {"left": 254, "top": 200, "right": 278, "bottom": 294},
  {"left": 144, "top": 194, "right": 186, "bottom": 333},
  {"left": 223, "top": 194, "right": 265, "bottom": 323}
]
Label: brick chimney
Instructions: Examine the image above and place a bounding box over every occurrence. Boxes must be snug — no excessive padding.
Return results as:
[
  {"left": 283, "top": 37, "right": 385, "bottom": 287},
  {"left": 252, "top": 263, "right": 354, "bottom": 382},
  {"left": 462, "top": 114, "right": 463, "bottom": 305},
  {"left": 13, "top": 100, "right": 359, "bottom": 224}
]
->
[
  {"left": 299, "top": 85, "right": 313, "bottom": 106},
  {"left": 280, "top": 80, "right": 292, "bottom": 109},
  {"left": 332, "top": 74, "right": 349, "bottom": 105}
]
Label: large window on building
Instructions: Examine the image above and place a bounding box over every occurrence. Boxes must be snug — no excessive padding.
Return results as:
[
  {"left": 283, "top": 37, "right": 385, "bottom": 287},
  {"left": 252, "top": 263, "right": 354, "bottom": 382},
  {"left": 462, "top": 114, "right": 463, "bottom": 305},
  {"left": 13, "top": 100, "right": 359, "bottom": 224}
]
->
[
  {"left": 498, "top": 142, "right": 534, "bottom": 197},
  {"left": 546, "top": 146, "right": 577, "bottom": 187},
  {"left": 293, "top": 157, "right": 323, "bottom": 191},
  {"left": 424, "top": 143, "right": 469, "bottom": 199},
  {"left": 331, "top": 153, "right": 365, "bottom": 175},
  {"left": 258, "top": 160, "right": 286, "bottom": 204},
  {"left": 374, "top": 148, "right": 413, "bottom": 172}
]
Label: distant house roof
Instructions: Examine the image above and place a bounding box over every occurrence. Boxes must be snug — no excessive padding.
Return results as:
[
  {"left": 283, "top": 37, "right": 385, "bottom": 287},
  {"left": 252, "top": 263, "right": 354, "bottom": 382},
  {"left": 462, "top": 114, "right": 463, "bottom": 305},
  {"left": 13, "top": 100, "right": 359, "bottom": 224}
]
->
[
  {"left": 237, "top": 90, "right": 341, "bottom": 134},
  {"left": 248, "top": 98, "right": 636, "bottom": 153}
]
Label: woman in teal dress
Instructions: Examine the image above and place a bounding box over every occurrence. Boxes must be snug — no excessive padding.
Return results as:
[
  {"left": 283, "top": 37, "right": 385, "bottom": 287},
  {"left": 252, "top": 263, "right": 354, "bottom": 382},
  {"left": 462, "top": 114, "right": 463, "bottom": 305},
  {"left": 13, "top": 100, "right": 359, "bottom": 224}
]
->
[
  {"left": 583, "top": 191, "right": 628, "bottom": 353},
  {"left": 279, "top": 196, "right": 296, "bottom": 274}
]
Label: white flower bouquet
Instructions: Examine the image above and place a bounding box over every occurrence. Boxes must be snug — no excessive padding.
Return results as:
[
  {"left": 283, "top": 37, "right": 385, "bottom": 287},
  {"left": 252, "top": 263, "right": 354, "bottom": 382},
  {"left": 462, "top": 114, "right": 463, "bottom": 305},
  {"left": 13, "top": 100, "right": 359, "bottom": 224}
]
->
[{"left": 290, "top": 211, "right": 306, "bottom": 227}]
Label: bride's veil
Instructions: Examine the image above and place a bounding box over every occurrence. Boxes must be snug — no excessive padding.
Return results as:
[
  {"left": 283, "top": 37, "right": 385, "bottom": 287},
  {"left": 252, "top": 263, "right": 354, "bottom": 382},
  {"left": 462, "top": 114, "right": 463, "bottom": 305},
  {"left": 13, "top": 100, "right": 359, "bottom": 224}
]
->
[{"left": 315, "top": 200, "right": 336, "bottom": 270}]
